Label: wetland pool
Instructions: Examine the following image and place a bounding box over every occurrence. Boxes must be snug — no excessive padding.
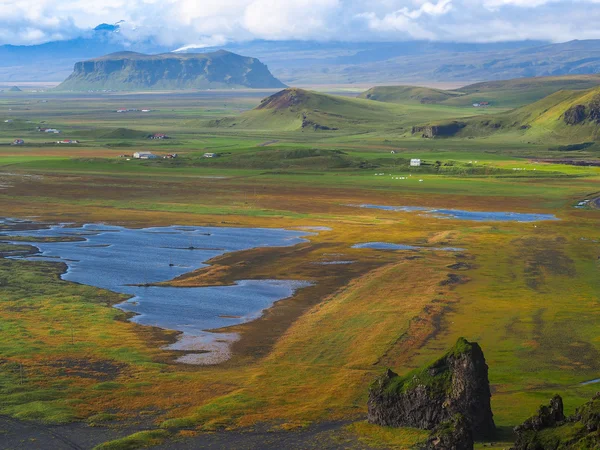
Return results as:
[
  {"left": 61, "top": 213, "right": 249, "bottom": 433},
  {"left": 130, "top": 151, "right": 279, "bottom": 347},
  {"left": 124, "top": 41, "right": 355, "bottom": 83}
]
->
[
  {"left": 2, "top": 222, "right": 312, "bottom": 364},
  {"left": 354, "top": 204, "right": 558, "bottom": 222}
]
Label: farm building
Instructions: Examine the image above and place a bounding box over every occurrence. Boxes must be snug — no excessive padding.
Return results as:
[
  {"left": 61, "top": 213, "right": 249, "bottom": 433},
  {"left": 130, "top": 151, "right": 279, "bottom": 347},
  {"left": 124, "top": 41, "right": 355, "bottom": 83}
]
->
[
  {"left": 203, "top": 153, "right": 218, "bottom": 158},
  {"left": 410, "top": 158, "right": 422, "bottom": 167},
  {"left": 12, "top": 139, "right": 24, "bottom": 145},
  {"left": 149, "top": 133, "right": 169, "bottom": 140},
  {"left": 133, "top": 152, "right": 158, "bottom": 159},
  {"left": 57, "top": 139, "right": 79, "bottom": 144}
]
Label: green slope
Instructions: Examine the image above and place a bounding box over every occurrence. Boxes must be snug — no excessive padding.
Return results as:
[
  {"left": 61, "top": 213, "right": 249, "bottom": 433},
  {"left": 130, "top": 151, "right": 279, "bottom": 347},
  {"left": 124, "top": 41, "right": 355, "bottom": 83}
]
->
[
  {"left": 359, "top": 75, "right": 600, "bottom": 109},
  {"left": 208, "top": 87, "right": 485, "bottom": 133},
  {"left": 358, "top": 86, "right": 463, "bottom": 104},
  {"left": 413, "top": 86, "right": 600, "bottom": 143}
]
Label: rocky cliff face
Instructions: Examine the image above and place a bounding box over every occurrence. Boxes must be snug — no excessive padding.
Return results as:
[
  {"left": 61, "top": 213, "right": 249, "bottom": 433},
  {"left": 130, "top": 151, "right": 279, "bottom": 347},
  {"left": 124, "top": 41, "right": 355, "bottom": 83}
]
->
[
  {"left": 368, "top": 337, "right": 495, "bottom": 440},
  {"left": 58, "top": 50, "right": 286, "bottom": 91},
  {"left": 412, "top": 122, "right": 466, "bottom": 138},
  {"left": 563, "top": 94, "right": 600, "bottom": 125},
  {"left": 512, "top": 393, "right": 600, "bottom": 449},
  {"left": 422, "top": 414, "right": 474, "bottom": 450}
]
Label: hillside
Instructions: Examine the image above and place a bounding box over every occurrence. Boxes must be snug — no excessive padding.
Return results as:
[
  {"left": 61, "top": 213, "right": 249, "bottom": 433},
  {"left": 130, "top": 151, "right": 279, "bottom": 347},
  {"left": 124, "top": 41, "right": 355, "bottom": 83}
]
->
[
  {"left": 57, "top": 50, "right": 286, "bottom": 91},
  {"left": 358, "top": 86, "right": 462, "bottom": 104},
  {"left": 208, "top": 87, "right": 485, "bottom": 133},
  {"left": 412, "top": 86, "right": 600, "bottom": 143},
  {"left": 209, "top": 88, "right": 404, "bottom": 131},
  {"left": 359, "top": 75, "right": 600, "bottom": 109}
]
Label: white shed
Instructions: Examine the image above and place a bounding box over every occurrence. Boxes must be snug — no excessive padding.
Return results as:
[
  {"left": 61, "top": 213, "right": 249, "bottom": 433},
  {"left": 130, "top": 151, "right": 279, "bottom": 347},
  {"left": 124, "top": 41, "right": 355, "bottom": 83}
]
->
[
  {"left": 133, "top": 152, "right": 157, "bottom": 159},
  {"left": 410, "top": 158, "right": 421, "bottom": 167}
]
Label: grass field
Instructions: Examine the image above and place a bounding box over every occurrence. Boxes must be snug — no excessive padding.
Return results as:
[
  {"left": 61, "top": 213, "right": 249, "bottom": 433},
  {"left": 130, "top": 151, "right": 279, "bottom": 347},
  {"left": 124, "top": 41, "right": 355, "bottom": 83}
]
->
[{"left": 0, "top": 87, "right": 599, "bottom": 449}]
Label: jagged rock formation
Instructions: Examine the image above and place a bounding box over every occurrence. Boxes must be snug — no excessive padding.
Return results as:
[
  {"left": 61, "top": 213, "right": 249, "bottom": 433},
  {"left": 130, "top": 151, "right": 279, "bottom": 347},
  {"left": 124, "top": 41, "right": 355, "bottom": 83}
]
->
[
  {"left": 368, "top": 338, "right": 495, "bottom": 439},
  {"left": 421, "top": 414, "right": 474, "bottom": 450},
  {"left": 57, "top": 50, "right": 286, "bottom": 91},
  {"left": 515, "top": 395, "right": 565, "bottom": 433},
  {"left": 512, "top": 393, "right": 600, "bottom": 449},
  {"left": 8, "top": 86, "right": 21, "bottom": 92},
  {"left": 412, "top": 122, "right": 466, "bottom": 138}
]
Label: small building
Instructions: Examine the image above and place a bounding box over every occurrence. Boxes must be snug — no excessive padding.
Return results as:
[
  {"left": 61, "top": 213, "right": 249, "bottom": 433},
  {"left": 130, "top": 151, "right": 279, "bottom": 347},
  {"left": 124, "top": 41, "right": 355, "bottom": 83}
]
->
[
  {"left": 12, "top": 139, "right": 24, "bottom": 145},
  {"left": 4, "top": 119, "right": 13, "bottom": 123},
  {"left": 164, "top": 153, "right": 178, "bottom": 159},
  {"left": 203, "top": 152, "right": 218, "bottom": 158},
  {"left": 390, "top": 150, "right": 397, "bottom": 154},
  {"left": 149, "top": 133, "right": 168, "bottom": 140},
  {"left": 410, "top": 158, "right": 422, "bottom": 167},
  {"left": 57, "top": 139, "right": 79, "bottom": 144},
  {"left": 116, "top": 109, "right": 127, "bottom": 113},
  {"left": 45, "top": 128, "right": 60, "bottom": 134},
  {"left": 141, "top": 109, "right": 151, "bottom": 113},
  {"left": 133, "top": 152, "right": 158, "bottom": 159}
]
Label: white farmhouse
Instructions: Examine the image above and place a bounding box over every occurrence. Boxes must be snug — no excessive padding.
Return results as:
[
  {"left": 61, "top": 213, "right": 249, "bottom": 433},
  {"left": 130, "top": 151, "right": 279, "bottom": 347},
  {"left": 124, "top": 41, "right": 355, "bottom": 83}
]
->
[
  {"left": 410, "top": 158, "right": 421, "bottom": 167},
  {"left": 133, "top": 152, "right": 158, "bottom": 159}
]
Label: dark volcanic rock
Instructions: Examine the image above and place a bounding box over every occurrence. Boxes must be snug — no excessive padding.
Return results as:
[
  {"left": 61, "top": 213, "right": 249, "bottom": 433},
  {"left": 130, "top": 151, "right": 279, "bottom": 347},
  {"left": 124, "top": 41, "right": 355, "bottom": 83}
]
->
[
  {"left": 515, "top": 395, "right": 565, "bottom": 433},
  {"left": 422, "top": 414, "right": 474, "bottom": 450},
  {"left": 512, "top": 393, "right": 600, "bottom": 450},
  {"left": 412, "top": 122, "right": 466, "bottom": 138},
  {"left": 563, "top": 105, "right": 587, "bottom": 125},
  {"left": 368, "top": 337, "right": 495, "bottom": 439}
]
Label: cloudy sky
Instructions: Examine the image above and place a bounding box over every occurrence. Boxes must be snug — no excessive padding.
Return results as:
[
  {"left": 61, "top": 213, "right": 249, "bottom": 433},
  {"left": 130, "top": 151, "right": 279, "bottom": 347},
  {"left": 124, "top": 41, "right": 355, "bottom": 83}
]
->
[{"left": 1, "top": 0, "right": 600, "bottom": 47}]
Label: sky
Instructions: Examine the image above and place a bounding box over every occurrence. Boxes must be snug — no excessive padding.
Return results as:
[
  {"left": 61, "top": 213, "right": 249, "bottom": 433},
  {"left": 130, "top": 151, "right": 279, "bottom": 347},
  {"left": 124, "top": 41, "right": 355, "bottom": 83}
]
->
[{"left": 1, "top": 0, "right": 600, "bottom": 47}]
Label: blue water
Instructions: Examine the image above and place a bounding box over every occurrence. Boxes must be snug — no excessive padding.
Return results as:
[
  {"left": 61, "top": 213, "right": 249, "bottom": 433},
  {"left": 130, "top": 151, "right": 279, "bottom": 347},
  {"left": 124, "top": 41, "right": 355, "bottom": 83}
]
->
[
  {"left": 2, "top": 223, "right": 311, "bottom": 364},
  {"left": 355, "top": 204, "right": 558, "bottom": 222},
  {"left": 352, "top": 242, "right": 464, "bottom": 252}
]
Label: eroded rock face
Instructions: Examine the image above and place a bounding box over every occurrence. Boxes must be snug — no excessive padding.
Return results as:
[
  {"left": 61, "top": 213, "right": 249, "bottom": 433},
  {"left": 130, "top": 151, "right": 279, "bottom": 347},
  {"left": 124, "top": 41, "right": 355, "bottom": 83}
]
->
[
  {"left": 368, "top": 338, "right": 495, "bottom": 439},
  {"left": 422, "top": 414, "right": 474, "bottom": 450},
  {"left": 411, "top": 122, "right": 466, "bottom": 138},
  {"left": 512, "top": 393, "right": 600, "bottom": 450},
  {"left": 515, "top": 395, "right": 565, "bottom": 434},
  {"left": 563, "top": 105, "right": 586, "bottom": 125}
]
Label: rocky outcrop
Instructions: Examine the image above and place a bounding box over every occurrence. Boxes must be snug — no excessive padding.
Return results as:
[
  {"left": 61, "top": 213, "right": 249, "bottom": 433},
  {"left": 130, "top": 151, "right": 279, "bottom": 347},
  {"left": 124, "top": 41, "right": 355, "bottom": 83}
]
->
[
  {"left": 412, "top": 122, "right": 466, "bottom": 138},
  {"left": 563, "top": 105, "right": 586, "bottom": 125},
  {"left": 563, "top": 94, "right": 600, "bottom": 125},
  {"left": 515, "top": 395, "right": 565, "bottom": 434},
  {"left": 512, "top": 393, "right": 600, "bottom": 450},
  {"left": 422, "top": 414, "right": 473, "bottom": 450},
  {"left": 58, "top": 50, "right": 286, "bottom": 91},
  {"left": 368, "top": 337, "right": 495, "bottom": 439},
  {"left": 301, "top": 114, "right": 337, "bottom": 131}
]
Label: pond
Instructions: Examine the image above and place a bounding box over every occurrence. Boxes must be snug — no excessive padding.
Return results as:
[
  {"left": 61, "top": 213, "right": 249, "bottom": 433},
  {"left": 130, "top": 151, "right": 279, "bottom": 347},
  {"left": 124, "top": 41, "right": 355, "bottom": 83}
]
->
[
  {"left": 354, "top": 204, "right": 558, "bottom": 222},
  {"left": 2, "top": 222, "right": 312, "bottom": 364}
]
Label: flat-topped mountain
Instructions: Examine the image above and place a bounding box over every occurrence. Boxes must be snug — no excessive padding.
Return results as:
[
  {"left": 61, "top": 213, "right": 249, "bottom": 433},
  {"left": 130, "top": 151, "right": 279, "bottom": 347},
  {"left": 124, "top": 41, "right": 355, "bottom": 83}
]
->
[{"left": 57, "top": 50, "right": 286, "bottom": 91}]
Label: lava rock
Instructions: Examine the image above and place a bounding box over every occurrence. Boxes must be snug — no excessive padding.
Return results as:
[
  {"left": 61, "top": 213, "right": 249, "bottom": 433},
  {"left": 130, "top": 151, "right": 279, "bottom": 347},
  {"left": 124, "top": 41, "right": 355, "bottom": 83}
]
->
[{"left": 368, "top": 337, "right": 495, "bottom": 439}]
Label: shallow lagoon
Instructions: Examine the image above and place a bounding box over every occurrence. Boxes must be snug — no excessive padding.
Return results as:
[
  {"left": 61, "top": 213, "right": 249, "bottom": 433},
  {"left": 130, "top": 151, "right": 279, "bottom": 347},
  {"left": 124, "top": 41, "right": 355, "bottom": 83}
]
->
[
  {"left": 3, "top": 223, "right": 311, "bottom": 364},
  {"left": 355, "top": 204, "right": 558, "bottom": 222}
]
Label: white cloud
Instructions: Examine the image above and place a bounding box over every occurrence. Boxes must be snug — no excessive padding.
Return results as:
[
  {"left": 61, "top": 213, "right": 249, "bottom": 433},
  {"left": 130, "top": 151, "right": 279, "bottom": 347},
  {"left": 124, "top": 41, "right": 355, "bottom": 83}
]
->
[{"left": 1, "top": 0, "right": 600, "bottom": 45}]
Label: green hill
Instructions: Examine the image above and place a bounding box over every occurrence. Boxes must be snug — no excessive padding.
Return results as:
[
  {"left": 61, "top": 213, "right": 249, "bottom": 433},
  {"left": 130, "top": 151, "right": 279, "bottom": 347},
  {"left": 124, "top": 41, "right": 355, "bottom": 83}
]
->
[
  {"left": 209, "top": 88, "right": 406, "bottom": 132},
  {"left": 412, "top": 86, "right": 600, "bottom": 143},
  {"left": 359, "top": 75, "right": 600, "bottom": 109},
  {"left": 57, "top": 50, "right": 286, "bottom": 91},
  {"left": 358, "top": 86, "right": 462, "bottom": 104},
  {"left": 209, "top": 87, "right": 502, "bottom": 133}
]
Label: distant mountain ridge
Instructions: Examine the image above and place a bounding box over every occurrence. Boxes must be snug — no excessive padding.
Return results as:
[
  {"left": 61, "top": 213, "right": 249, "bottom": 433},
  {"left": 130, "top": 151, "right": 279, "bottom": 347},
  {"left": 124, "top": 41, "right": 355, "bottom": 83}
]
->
[
  {"left": 2, "top": 33, "right": 600, "bottom": 84},
  {"left": 57, "top": 50, "right": 286, "bottom": 90}
]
